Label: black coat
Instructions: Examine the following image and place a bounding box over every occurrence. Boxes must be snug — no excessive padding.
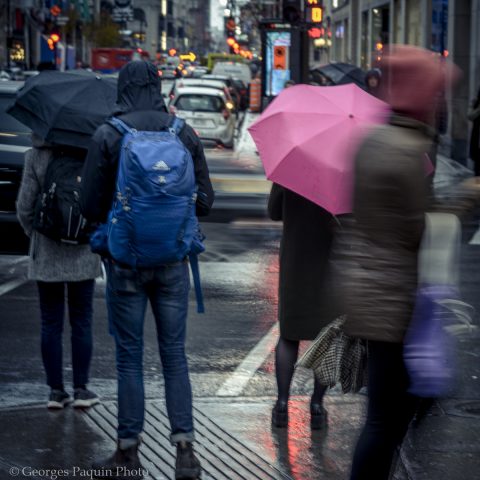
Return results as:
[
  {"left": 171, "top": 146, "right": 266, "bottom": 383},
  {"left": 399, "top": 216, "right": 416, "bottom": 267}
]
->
[
  {"left": 469, "top": 95, "right": 480, "bottom": 175},
  {"left": 80, "top": 61, "right": 214, "bottom": 222},
  {"left": 268, "top": 184, "right": 336, "bottom": 341}
]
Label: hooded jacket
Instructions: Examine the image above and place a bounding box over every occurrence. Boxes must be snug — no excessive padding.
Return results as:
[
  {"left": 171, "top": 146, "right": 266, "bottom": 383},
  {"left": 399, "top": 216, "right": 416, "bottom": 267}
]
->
[{"left": 80, "top": 61, "right": 214, "bottom": 223}]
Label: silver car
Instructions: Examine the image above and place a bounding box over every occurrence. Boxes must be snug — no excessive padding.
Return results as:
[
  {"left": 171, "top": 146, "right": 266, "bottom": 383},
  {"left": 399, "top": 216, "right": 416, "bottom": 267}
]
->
[{"left": 170, "top": 86, "right": 236, "bottom": 148}]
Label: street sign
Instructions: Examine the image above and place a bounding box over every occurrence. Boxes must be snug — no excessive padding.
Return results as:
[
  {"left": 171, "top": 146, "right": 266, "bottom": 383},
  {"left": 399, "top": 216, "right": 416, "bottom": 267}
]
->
[
  {"left": 112, "top": 7, "right": 134, "bottom": 22},
  {"left": 180, "top": 52, "right": 197, "bottom": 62},
  {"left": 56, "top": 16, "right": 69, "bottom": 26}
]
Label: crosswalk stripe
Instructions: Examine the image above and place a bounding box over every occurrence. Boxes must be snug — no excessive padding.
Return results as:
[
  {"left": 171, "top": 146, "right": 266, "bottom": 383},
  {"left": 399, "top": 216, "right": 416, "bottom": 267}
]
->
[
  {"left": 469, "top": 225, "right": 480, "bottom": 245},
  {"left": 216, "top": 322, "right": 279, "bottom": 397}
]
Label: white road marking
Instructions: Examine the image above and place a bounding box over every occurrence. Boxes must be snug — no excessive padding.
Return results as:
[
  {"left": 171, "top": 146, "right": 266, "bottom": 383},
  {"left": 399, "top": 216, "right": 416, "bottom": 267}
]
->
[
  {"left": 216, "top": 322, "right": 279, "bottom": 397},
  {"left": 0, "top": 278, "right": 27, "bottom": 297},
  {"left": 0, "top": 144, "right": 30, "bottom": 154},
  {"left": 0, "top": 257, "right": 29, "bottom": 296},
  {"left": 469, "top": 225, "right": 480, "bottom": 245}
]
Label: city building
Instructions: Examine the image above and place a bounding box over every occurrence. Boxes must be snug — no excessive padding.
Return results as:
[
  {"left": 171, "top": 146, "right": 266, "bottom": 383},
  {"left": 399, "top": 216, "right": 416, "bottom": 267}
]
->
[
  {"left": 329, "top": 0, "right": 480, "bottom": 165},
  {"left": 0, "top": 0, "right": 211, "bottom": 70}
]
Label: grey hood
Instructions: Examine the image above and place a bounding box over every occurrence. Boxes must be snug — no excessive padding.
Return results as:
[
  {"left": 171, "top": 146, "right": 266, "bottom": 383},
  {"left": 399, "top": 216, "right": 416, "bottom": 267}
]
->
[{"left": 115, "top": 61, "right": 166, "bottom": 114}]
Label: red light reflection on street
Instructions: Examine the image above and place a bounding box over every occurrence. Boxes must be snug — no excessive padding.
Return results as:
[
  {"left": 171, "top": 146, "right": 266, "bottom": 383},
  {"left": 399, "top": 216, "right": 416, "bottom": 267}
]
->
[{"left": 257, "top": 403, "right": 317, "bottom": 480}]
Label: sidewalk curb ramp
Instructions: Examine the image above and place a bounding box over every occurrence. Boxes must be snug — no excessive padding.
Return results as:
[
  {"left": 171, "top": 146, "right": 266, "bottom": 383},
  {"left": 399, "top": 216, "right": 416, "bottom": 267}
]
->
[{"left": 84, "top": 401, "right": 292, "bottom": 480}]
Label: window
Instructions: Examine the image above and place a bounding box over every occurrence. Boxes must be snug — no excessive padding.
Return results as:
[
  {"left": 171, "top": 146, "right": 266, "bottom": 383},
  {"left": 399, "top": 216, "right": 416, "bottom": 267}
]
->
[
  {"left": 175, "top": 94, "right": 224, "bottom": 112},
  {"left": 360, "top": 11, "right": 369, "bottom": 69}
]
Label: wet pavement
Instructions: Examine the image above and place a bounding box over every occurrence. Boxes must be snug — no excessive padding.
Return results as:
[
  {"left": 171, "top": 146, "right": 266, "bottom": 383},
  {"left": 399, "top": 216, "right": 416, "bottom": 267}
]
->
[{"left": 0, "top": 118, "right": 480, "bottom": 479}]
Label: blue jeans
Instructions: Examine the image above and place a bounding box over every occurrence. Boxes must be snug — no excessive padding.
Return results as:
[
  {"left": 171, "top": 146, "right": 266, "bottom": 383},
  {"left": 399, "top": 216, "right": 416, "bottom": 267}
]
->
[
  {"left": 105, "top": 259, "right": 194, "bottom": 444},
  {"left": 37, "top": 280, "right": 95, "bottom": 390}
]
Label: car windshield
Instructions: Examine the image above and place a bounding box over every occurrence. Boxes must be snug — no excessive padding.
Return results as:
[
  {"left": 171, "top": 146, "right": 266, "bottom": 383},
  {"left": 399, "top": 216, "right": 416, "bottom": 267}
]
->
[
  {"left": 0, "top": 96, "right": 31, "bottom": 133},
  {"left": 175, "top": 94, "right": 224, "bottom": 112}
]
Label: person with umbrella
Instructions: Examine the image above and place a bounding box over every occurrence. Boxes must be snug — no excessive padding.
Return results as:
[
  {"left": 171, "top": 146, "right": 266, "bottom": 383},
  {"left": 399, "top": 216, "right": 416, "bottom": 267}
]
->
[
  {"left": 249, "top": 81, "right": 388, "bottom": 429},
  {"left": 12, "top": 71, "right": 113, "bottom": 409}
]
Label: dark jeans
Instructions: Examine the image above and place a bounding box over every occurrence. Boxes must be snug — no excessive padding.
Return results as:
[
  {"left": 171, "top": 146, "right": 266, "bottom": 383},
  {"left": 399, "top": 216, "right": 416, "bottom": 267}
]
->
[
  {"left": 350, "top": 341, "right": 418, "bottom": 480},
  {"left": 38, "top": 280, "right": 95, "bottom": 390},
  {"left": 105, "top": 259, "right": 194, "bottom": 444}
]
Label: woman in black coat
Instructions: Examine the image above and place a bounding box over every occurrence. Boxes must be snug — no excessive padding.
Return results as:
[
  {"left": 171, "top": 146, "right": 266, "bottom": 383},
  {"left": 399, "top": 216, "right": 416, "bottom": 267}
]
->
[{"left": 268, "top": 183, "right": 336, "bottom": 429}]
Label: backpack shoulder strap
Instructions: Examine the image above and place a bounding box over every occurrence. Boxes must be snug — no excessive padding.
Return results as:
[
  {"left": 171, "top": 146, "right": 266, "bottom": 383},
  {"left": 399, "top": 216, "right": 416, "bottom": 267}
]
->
[
  {"left": 188, "top": 252, "right": 205, "bottom": 314},
  {"left": 107, "top": 117, "right": 135, "bottom": 136},
  {"left": 169, "top": 116, "right": 185, "bottom": 136}
]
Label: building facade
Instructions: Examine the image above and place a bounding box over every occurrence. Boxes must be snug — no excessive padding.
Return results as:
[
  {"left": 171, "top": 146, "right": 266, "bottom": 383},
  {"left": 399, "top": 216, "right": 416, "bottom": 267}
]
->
[
  {"left": 0, "top": 0, "right": 211, "bottom": 69},
  {"left": 329, "top": 0, "right": 480, "bottom": 164}
]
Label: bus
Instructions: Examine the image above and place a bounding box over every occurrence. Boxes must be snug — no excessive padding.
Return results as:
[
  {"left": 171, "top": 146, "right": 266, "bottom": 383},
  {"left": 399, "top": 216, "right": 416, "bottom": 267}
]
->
[
  {"left": 91, "top": 48, "right": 150, "bottom": 73},
  {"left": 206, "top": 53, "right": 246, "bottom": 71}
]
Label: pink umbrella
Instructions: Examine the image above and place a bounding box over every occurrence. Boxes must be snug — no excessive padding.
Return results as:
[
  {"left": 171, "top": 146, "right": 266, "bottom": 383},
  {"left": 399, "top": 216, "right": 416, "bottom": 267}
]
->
[{"left": 248, "top": 84, "right": 390, "bottom": 214}]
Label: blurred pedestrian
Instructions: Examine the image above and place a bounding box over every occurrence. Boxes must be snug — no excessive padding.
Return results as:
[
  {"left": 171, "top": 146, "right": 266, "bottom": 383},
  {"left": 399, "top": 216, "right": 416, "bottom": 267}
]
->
[
  {"left": 268, "top": 184, "right": 335, "bottom": 429},
  {"left": 365, "top": 68, "right": 382, "bottom": 97},
  {"left": 80, "top": 61, "right": 214, "bottom": 480},
  {"left": 16, "top": 136, "right": 101, "bottom": 409},
  {"left": 344, "top": 45, "right": 464, "bottom": 480},
  {"left": 468, "top": 86, "right": 480, "bottom": 176}
]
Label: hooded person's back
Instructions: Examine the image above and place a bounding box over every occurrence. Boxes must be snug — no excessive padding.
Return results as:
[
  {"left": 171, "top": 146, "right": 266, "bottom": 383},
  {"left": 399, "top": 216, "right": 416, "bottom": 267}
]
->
[
  {"left": 80, "top": 61, "right": 214, "bottom": 224},
  {"left": 115, "top": 60, "right": 167, "bottom": 114}
]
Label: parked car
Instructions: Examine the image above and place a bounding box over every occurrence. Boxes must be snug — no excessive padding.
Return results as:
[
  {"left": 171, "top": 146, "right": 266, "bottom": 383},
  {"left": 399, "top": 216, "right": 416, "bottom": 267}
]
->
[
  {"left": 0, "top": 81, "right": 31, "bottom": 253},
  {"left": 170, "top": 86, "right": 236, "bottom": 148}
]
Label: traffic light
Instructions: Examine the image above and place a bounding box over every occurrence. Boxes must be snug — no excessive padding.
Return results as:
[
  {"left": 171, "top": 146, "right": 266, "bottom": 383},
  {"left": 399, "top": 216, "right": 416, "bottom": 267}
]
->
[
  {"left": 225, "top": 16, "right": 236, "bottom": 37},
  {"left": 273, "top": 46, "right": 287, "bottom": 70},
  {"left": 305, "top": 0, "right": 323, "bottom": 24},
  {"left": 47, "top": 33, "right": 60, "bottom": 50},
  {"left": 283, "top": 0, "right": 302, "bottom": 24}
]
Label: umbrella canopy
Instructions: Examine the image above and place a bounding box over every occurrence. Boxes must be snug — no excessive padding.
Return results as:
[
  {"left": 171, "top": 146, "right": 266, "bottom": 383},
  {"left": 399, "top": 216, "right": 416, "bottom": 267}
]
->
[
  {"left": 248, "top": 84, "right": 389, "bottom": 214},
  {"left": 311, "top": 62, "right": 366, "bottom": 89},
  {"left": 7, "top": 70, "right": 117, "bottom": 148}
]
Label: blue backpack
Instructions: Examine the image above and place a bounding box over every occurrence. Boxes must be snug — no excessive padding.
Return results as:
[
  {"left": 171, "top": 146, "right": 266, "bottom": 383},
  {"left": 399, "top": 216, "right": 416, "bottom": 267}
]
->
[{"left": 91, "top": 116, "right": 205, "bottom": 312}]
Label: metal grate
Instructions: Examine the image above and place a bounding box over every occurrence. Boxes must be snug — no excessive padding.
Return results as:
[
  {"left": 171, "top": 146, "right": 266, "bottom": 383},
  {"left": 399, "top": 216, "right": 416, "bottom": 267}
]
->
[{"left": 84, "top": 401, "right": 292, "bottom": 480}]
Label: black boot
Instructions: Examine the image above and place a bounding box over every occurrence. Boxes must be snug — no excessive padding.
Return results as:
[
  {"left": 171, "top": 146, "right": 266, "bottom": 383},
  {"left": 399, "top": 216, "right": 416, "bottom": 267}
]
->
[
  {"left": 175, "top": 441, "right": 201, "bottom": 479},
  {"left": 271, "top": 400, "right": 288, "bottom": 428},
  {"left": 92, "top": 440, "right": 144, "bottom": 479},
  {"left": 310, "top": 403, "right": 328, "bottom": 430}
]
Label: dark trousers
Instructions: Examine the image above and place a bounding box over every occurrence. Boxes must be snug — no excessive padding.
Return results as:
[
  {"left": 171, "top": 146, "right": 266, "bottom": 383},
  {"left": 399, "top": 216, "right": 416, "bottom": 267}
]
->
[
  {"left": 350, "top": 341, "right": 418, "bottom": 480},
  {"left": 37, "top": 280, "right": 95, "bottom": 390}
]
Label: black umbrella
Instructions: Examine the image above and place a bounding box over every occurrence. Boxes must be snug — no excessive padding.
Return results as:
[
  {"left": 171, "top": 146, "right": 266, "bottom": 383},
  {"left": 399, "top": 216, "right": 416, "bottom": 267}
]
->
[
  {"left": 7, "top": 70, "right": 117, "bottom": 148},
  {"left": 311, "top": 63, "right": 366, "bottom": 89}
]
